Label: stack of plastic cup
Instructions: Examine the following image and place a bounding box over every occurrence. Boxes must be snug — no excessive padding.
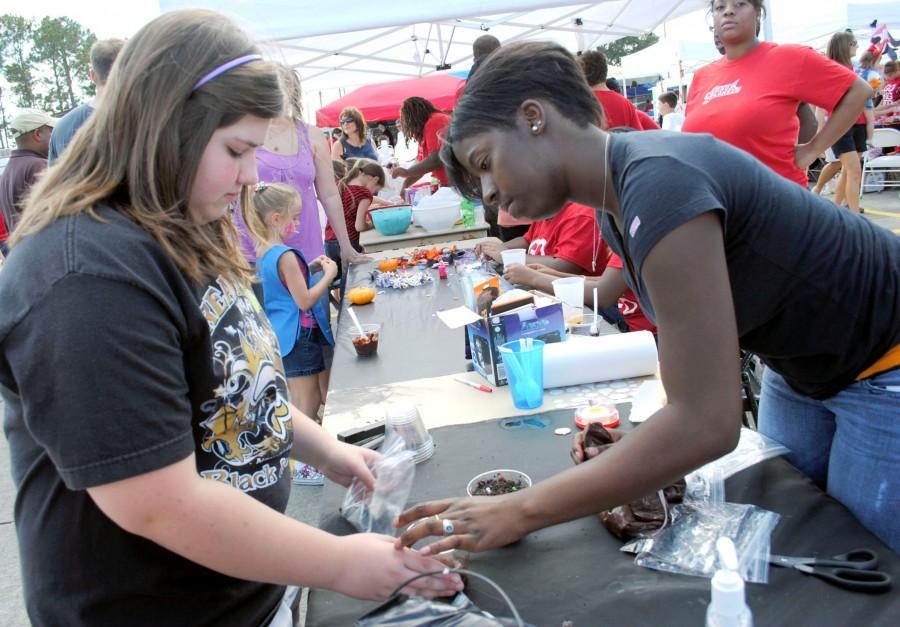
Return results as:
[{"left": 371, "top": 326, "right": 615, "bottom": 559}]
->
[
  {"left": 498, "top": 338, "right": 545, "bottom": 410},
  {"left": 386, "top": 403, "right": 434, "bottom": 464}
]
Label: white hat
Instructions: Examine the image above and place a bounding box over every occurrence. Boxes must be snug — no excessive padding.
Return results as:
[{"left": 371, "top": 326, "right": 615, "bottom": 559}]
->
[{"left": 9, "top": 109, "right": 58, "bottom": 138}]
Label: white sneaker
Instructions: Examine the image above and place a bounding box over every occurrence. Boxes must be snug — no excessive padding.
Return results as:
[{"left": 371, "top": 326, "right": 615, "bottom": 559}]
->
[{"left": 290, "top": 460, "right": 325, "bottom": 486}]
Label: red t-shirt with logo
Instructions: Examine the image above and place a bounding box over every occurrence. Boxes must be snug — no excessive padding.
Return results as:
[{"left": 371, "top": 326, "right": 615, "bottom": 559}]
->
[
  {"left": 417, "top": 111, "right": 451, "bottom": 185},
  {"left": 607, "top": 254, "right": 656, "bottom": 334},
  {"left": 683, "top": 42, "right": 857, "bottom": 186},
  {"left": 593, "top": 90, "right": 645, "bottom": 131},
  {"left": 324, "top": 184, "right": 373, "bottom": 242},
  {"left": 878, "top": 78, "right": 900, "bottom": 125},
  {"left": 523, "top": 202, "right": 606, "bottom": 276}
]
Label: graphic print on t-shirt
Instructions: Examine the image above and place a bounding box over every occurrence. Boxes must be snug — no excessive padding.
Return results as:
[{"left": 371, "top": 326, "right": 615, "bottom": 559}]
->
[
  {"left": 702, "top": 78, "right": 743, "bottom": 105},
  {"left": 527, "top": 239, "right": 547, "bottom": 256},
  {"left": 196, "top": 277, "right": 293, "bottom": 492}
]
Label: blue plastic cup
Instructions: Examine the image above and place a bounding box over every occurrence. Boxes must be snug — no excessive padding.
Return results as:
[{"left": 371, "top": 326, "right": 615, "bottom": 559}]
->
[{"left": 498, "top": 339, "right": 545, "bottom": 410}]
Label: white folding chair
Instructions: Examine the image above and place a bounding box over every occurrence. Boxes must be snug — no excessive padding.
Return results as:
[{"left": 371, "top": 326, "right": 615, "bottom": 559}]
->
[{"left": 860, "top": 127, "right": 900, "bottom": 197}]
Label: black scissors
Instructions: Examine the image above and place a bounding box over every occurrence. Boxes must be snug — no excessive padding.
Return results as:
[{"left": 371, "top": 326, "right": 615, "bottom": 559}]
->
[{"left": 769, "top": 549, "right": 892, "bottom": 593}]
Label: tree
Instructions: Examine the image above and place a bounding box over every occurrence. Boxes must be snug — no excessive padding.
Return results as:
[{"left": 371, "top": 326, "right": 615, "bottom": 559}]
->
[
  {"left": 0, "top": 14, "right": 37, "bottom": 108},
  {"left": 596, "top": 33, "right": 659, "bottom": 67},
  {"left": 30, "top": 16, "right": 95, "bottom": 113}
]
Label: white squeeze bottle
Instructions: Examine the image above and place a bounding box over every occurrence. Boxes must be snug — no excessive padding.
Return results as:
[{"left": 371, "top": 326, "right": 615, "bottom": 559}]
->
[{"left": 706, "top": 537, "right": 753, "bottom": 627}]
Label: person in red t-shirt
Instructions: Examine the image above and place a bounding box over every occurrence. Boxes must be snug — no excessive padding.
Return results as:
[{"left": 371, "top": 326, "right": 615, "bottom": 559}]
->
[
  {"left": 683, "top": 0, "right": 871, "bottom": 187},
  {"left": 324, "top": 158, "right": 385, "bottom": 279},
  {"left": 503, "top": 253, "right": 656, "bottom": 334},
  {"left": 391, "top": 97, "right": 451, "bottom": 192},
  {"left": 477, "top": 202, "right": 606, "bottom": 275},
  {"left": 579, "top": 50, "right": 659, "bottom": 131},
  {"left": 875, "top": 60, "right": 900, "bottom": 127}
]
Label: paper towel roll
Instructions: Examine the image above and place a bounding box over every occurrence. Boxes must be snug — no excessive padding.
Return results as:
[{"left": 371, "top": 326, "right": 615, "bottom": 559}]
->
[{"left": 542, "top": 331, "right": 658, "bottom": 388}]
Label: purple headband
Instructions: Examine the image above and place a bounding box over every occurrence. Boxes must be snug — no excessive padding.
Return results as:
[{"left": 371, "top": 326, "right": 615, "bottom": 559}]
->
[{"left": 193, "top": 54, "right": 263, "bottom": 91}]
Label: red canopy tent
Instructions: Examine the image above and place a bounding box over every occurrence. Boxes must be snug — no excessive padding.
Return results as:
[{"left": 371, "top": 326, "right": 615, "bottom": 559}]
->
[{"left": 315, "top": 73, "right": 464, "bottom": 127}]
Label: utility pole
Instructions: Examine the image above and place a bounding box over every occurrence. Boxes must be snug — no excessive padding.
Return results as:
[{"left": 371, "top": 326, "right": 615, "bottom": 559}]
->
[{"left": 0, "top": 84, "right": 7, "bottom": 150}]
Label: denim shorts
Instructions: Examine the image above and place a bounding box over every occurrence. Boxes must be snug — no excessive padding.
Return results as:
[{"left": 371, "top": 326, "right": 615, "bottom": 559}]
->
[{"left": 282, "top": 325, "right": 328, "bottom": 377}]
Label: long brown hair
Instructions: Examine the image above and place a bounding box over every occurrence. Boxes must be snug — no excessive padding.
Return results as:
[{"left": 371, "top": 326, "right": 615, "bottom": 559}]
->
[
  {"left": 340, "top": 106, "right": 368, "bottom": 141},
  {"left": 827, "top": 31, "right": 857, "bottom": 68},
  {"left": 12, "top": 9, "right": 283, "bottom": 285},
  {"left": 341, "top": 158, "right": 385, "bottom": 188}
]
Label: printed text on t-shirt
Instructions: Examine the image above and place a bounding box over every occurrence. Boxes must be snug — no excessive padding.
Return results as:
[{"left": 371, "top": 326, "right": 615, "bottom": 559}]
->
[{"left": 702, "top": 79, "right": 743, "bottom": 105}]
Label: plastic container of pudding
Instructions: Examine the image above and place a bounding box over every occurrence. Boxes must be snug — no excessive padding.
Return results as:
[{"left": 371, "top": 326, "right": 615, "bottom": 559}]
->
[
  {"left": 574, "top": 402, "right": 620, "bottom": 429},
  {"left": 466, "top": 469, "right": 532, "bottom": 497},
  {"left": 347, "top": 323, "right": 380, "bottom": 357}
]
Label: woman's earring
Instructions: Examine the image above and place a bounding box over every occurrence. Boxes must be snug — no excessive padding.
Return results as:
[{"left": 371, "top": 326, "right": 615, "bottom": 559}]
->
[{"left": 531, "top": 122, "right": 541, "bottom": 132}]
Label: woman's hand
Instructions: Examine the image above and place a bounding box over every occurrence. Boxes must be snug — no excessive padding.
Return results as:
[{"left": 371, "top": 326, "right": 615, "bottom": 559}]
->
[
  {"left": 332, "top": 534, "right": 463, "bottom": 600},
  {"left": 393, "top": 494, "right": 529, "bottom": 555},
  {"left": 570, "top": 427, "right": 624, "bottom": 464},
  {"left": 319, "top": 441, "right": 379, "bottom": 490},
  {"left": 794, "top": 142, "right": 821, "bottom": 170},
  {"left": 342, "top": 248, "right": 371, "bottom": 265}
]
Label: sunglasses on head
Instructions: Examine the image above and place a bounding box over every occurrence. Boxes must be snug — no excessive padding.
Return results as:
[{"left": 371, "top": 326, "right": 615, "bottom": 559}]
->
[{"left": 340, "top": 117, "right": 354, "bottom": 123}]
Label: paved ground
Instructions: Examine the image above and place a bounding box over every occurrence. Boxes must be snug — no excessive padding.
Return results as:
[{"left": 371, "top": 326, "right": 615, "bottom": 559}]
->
[{"left": 1, "top": 190, "right": 898, "bottom": 625}]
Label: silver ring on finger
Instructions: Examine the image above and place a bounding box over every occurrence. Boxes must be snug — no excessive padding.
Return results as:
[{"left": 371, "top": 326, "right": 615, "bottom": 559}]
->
[{"left": 441, "top": 518, "right": 455, "bottom": 535}]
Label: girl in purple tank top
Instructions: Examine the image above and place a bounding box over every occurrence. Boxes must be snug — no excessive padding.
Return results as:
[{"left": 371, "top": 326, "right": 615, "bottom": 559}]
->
[{"left": 233, "top": 65, "right": 367, "bottom": 266}]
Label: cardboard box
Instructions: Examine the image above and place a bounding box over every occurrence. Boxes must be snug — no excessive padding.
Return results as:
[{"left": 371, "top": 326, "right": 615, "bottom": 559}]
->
[{"left": 467, "top": 298, "right": 566, "bottom": 386}]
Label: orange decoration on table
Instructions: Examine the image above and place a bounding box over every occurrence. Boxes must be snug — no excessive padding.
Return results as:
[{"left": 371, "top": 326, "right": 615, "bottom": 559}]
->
[
  {"left": 377, "top": 259, "right": 400, "bottom": 272},
  {"left": 346, "top": 286, "right": 376, "bottom": 305}
]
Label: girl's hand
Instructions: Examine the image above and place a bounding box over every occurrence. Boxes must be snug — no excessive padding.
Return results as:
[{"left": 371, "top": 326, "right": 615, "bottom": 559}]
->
[
  {"left": 475, "top": 238, "right": 504, "bottom": 262},
  {"left": 314, "top": 255, "right": 339, "bottom": 279},
  {"left": 332, "top": 534, "right": 463, "bottom": 600},
  {"left": 320, "top": 440, "right": 379, "bottom": 490},
  {"left": 394, "top": 494, "right": 529, "bottom": 555},
  {"left": 503, "top": 263, "right": 540, "bottom": 286}
]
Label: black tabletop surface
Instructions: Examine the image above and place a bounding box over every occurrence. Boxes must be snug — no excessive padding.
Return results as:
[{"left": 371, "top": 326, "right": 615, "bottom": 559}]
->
[{"left": 308, "top": 405, "right": 900, "bottom": 627}]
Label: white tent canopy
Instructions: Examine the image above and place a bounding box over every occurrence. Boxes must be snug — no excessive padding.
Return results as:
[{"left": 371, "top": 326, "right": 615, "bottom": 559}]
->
[{"left": 159, "top": 0, "right": 708, "bottom": 92}]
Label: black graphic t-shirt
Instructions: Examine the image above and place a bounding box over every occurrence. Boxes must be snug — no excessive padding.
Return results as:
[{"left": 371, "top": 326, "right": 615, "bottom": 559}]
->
[{"left": 0, "top": 206, "right": 292, "bottom": 626}]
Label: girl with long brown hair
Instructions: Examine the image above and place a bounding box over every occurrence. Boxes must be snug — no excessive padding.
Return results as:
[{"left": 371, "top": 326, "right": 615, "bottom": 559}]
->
[
  {"left": 392, "top": 96, "right": 452, "bottom": 193},
  {"left": 0, "top": 10, "right": 459, "bottom": 626},
  {"left": 824, "top": 31, "right": 870, "bottom": 213}
]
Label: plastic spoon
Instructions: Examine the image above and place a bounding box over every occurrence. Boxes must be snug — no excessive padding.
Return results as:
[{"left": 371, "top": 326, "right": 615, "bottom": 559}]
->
[
  {"left": 590, "top": 287, "right": 599, "bottom": 336},
  {"left": 347, "top": 306, "right": 367, "bottom": 338}
]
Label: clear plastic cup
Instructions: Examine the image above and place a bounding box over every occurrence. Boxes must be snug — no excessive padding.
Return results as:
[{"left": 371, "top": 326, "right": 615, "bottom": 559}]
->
[
  {"left": 552, "top": 276, "right": 585, "bottom": 309},
  {"left": 348, "top": 323, "right": 380, "bottom": 357},
  {"left": 498, "top": 338, "right": 544, "bottom": 409},
  {"left": 500, "top": 248, "right": 526, "bottom": 268}
]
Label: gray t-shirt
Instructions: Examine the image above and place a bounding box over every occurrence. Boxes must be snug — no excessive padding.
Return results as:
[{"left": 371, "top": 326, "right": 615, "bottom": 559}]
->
[
  {"left": 47, "top": 103, "right": 94, "bottom": 164},
  {"left": 601, "top": 130, "right": 900, "bottom": 399}
]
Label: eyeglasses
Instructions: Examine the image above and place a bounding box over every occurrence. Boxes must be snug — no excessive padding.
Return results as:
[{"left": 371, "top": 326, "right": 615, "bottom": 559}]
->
[{"left": 340, "top": 117, "right": 354, "bottom": 124}]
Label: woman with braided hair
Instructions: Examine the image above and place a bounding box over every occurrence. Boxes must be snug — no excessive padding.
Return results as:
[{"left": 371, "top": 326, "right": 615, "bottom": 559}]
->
[{"left": 391, "top": 96, "right": 451, "bottom": 193}]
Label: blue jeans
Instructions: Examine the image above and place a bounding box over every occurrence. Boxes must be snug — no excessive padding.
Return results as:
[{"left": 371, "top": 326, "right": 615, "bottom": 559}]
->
[{"left": 757, "top": 367, "right": 900, "bottom": 552}]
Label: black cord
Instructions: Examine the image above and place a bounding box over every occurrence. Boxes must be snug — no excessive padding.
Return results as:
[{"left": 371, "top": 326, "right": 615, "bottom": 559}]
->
[{"left": 388, "top": 567, "right": 524, "bottom": 626}]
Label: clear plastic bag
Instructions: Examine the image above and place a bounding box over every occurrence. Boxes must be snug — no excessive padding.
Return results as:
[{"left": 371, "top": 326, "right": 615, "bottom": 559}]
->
[
  {"left": 621, "top": 502, "right": 780, "bottom": 583},
  {"left": 341, "top": 427, "right": 415, "bottom": 536},
  {"left": 685, "top": 428, "right": 790, "bottom": 504}
]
